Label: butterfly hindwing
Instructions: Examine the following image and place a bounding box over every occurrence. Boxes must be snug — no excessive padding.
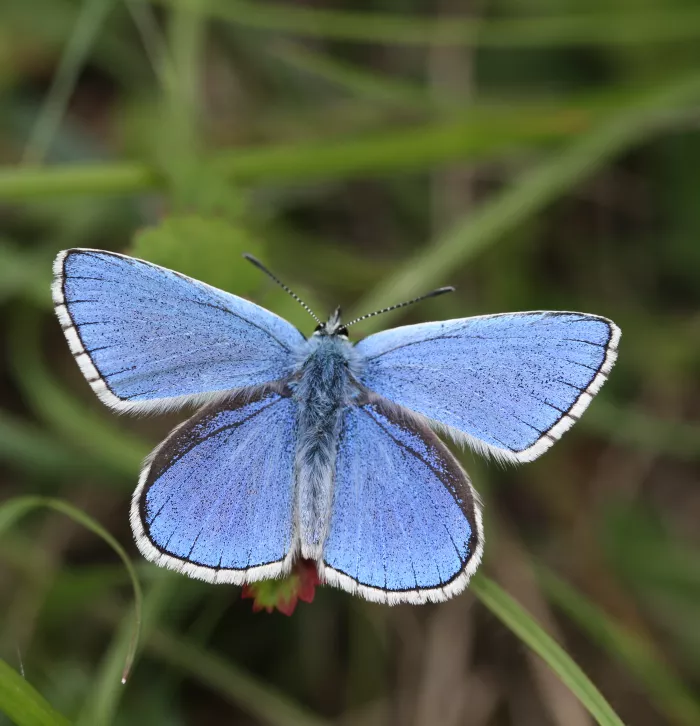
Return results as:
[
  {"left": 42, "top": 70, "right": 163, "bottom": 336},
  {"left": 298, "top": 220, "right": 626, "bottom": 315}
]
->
[
  {"left": 356, "top": 311, "right": 620, "bottom": 462},
  {"left": 131, "top": 385, "right": 298, "bottom": 583},
  {"left": 320, "top": 395, "right": 483, "bottom": 604},
  {"left": 52, "top": 249, "right": 304, "bottom": 413}
]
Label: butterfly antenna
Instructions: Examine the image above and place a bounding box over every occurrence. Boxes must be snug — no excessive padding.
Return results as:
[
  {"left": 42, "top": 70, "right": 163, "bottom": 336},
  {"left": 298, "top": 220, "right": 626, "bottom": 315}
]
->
[
  {"left": 243, "top": 253, "right": 321, "bottom": 323},
  {"left": 345, "top": 286, "right": 455, "bottom": 327}
]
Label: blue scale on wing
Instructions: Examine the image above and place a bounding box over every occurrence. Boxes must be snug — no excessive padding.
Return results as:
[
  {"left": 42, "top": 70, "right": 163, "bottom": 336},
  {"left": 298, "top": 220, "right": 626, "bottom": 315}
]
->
[
  {"left": 61, "top": 250, "right": 303, "bottom": 403},
  {"left": 323, "top": 398, "right": 478, "bottom": 593},
  {"left": 357, "top": 312, "right": 615, "bottom": 454},
  {"left": 141, "top": 390, "right": 297, "bottom": 571}
]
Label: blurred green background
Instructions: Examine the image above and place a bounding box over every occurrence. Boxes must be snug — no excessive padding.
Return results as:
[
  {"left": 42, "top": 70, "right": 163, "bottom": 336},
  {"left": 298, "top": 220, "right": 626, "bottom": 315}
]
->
[{"left": 1, "top": 1, "right": 699, "bottom": 725}]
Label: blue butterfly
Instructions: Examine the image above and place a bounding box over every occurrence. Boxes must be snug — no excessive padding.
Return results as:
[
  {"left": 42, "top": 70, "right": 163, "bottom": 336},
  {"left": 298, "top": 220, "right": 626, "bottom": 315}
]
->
[{"left": 52, "top": 249, "right": 620, "bottom": 605}]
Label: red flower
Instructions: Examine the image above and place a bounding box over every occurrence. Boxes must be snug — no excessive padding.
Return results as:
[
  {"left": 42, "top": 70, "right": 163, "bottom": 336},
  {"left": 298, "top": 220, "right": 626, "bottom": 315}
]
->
[{"left": 242, "top": 560, "right": 320, "bottom": 616}]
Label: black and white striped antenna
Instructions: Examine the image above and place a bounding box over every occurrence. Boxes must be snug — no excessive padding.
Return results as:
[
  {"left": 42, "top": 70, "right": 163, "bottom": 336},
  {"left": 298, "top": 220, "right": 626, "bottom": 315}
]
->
[
  {"left": 344, "top": 287, "right": 455, "bottom": 327},
  {"left": 243, "top": 253, "right": 321, "bottom": 324}
]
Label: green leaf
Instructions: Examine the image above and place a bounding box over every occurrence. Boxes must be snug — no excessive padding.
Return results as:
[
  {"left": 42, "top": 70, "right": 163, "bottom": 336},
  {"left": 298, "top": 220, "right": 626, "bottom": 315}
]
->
[
  {"left": 0, "top": 497, "right": 142, "bottom": 687},
  {"left": 130, "top": 215, "right": 322, "bottom": 333},
  {"left": 0, "top": 657, "right": 71, "bottom": 726},
  {"left": 471, "top": 574, "right": 625, "bottom": 726},
  {"left": 130, "top": 215, "right": 262, "bottom": 295}
]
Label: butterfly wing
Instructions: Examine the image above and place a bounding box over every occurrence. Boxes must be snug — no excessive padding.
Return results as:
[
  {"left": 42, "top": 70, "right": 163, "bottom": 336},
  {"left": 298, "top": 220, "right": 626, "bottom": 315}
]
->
[
  {"left": 356, "top": 311, "right": 620, "bottom": 463},
  {"left": 320, "top": 395, "right": 483, "bottom": 604},
  {"left": 52, "top": 249, "right": 304, "bottom": 413},
  {"left": 131, "top": 385, "right": 298, "bottom": 583}
]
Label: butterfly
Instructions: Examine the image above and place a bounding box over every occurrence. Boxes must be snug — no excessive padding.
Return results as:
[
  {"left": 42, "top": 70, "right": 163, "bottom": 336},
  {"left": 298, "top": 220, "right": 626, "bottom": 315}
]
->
[{"left": 52, "top": 248, "right": 620, "bottom": 605}]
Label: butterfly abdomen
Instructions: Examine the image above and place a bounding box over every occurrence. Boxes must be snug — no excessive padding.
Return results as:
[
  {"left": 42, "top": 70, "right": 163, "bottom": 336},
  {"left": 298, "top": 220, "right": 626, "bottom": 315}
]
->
[{"left": 293, "top": 336, "right": 361, "bottom": 559}]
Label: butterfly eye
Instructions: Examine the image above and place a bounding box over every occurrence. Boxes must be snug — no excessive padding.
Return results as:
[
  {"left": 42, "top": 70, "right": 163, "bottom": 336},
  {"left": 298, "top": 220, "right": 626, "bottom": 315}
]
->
[
  {"left": 314, "top": 323, "right": 325, "bottom": 333},
  {"left": 337, "top": 326, "right": 349, "bottom": 337}
]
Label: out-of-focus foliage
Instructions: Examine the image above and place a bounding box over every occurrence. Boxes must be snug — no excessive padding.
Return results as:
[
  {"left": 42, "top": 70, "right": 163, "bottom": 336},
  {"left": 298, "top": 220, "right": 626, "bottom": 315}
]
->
[{"left": 0, "top": 1, "right": 699, "bottom": 725}]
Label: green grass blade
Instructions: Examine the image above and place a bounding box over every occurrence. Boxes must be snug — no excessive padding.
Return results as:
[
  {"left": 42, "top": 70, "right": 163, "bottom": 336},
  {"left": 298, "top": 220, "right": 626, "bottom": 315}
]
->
[
  {"left": 268, "top": 43, "right": 434, "bottom": 108},
  {"left": 77, "top": 576, "right": 173, "bottom": 726},
  {"left": 124, "top": 0, "right": 176, "bottom": 93},
  {"left": 0, "top": 409, "right": 101, "bottom": 480},
  {"left": 165, "top": 0, "right": 204, "bottom": 154},
  {"left": 0, "top": 109, "right": 580, "bottom": 200},
  {"left": 471, "top": 575, "right": 625, "bottom": 726},
  {"left": 0, "top": 497, "right": 142, "bottom": 689},
  {"left": 22, "top": 0, "right": 116, "bottom": 164},
  {"left": 2, "top": 74, "right": 696, "bottom": 202},
  {"left": 0, "top": 163, "right": 159, "bottom": 200},
  {"left": 538, "top": 567, "right": 700, "bottom": 726},
  {"left": 5, "top": 0, "right": 144, "bottom": 84},
  {"left": 207, "top": 109, "right": 589, "bottom": 184},
  {"left": 91, "top": 585, "right": 328, "bottom": 726},
  {"left": 159, "top": 0, "right": 700, "bottom": 47},
  {"left": 144, "top": 627, "right": 329, "bottom": 726},
  {"left": 0, "top": 658, "right": 71, "bottom": 726},
  {"left": 351, "top": 72, "right": 700, "bottom": 329},
  {"left": 0, "top": 497, "right": 48, "bottom": 534},
  {"left": 8, "top": 306, "right": 148, "bottom": 479}
]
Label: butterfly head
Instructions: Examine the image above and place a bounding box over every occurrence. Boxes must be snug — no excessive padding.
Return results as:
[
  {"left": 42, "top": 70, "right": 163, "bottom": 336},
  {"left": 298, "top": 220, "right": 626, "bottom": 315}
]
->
[{"left": 314, "top": 307, "right": 348, "bottom": 339}]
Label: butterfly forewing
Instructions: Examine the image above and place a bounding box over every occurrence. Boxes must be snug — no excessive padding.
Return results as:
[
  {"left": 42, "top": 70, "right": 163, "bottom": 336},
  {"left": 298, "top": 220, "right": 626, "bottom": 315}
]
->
[
  {"left": 356, "top": 311, "right": 620, "bottom": 463},
  {"left": 53, "top": 249, "right": 303, "bottom": 413},
  {"left": 320, "top": 395, "right": 483, "bottom": 605}
]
